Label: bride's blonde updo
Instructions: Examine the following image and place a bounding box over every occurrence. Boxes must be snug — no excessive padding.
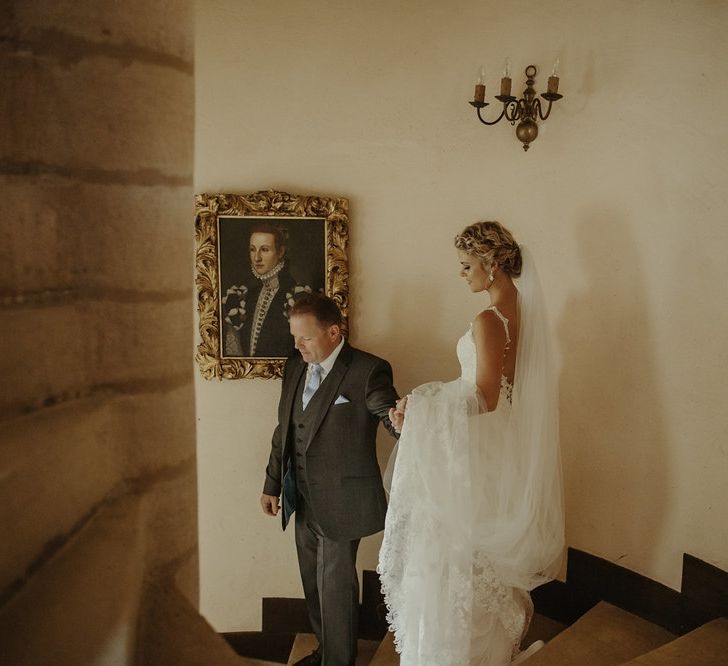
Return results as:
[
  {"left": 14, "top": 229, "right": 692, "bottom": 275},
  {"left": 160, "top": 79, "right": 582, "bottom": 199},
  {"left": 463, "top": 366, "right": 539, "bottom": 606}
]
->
[{"left": 454, "top": 221, "right": 522, "bottom": 277}]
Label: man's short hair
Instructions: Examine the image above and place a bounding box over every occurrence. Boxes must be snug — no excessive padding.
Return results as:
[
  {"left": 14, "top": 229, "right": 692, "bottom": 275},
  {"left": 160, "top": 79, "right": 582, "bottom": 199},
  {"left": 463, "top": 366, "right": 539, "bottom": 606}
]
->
[{"left": 289, "top": 292, "right": 342, "bottom": 328}]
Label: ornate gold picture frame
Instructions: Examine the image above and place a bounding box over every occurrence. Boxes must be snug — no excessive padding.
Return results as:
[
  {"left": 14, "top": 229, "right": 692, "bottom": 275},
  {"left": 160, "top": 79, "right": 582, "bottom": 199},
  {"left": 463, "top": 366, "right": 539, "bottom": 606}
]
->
[{"left": 195, "top": 190, "right": 350, "bottom": 379}]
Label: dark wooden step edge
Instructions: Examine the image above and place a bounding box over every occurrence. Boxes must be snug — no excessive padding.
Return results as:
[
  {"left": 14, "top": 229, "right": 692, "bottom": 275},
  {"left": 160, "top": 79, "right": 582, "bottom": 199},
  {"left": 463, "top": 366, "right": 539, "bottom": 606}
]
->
[
  {"left": 222, "top": 630, "right": 294, "bottom": 664},
  {"left": 532, "top": 548, "right": 728, "bottom": 635}
]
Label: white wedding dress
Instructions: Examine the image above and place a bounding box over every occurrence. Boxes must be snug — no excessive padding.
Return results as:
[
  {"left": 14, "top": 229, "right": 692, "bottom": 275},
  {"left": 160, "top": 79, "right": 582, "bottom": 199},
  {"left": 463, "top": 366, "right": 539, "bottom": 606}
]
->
[{"left": 378, "top": 249, "right": 564, "bottom": 666}]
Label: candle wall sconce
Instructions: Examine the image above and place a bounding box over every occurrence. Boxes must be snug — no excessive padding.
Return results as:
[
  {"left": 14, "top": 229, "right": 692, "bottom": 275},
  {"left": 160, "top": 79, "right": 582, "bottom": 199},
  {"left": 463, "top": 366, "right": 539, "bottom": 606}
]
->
[{"left": 470, "top": 61, "right": 563, "bottom": 152}]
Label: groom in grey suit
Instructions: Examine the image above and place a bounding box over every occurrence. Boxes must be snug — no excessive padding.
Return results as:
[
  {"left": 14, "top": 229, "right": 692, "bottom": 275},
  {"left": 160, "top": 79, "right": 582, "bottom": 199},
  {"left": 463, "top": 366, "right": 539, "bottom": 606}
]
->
[{"left": 261, "top": 293, "right": 399, "bottom": 666}]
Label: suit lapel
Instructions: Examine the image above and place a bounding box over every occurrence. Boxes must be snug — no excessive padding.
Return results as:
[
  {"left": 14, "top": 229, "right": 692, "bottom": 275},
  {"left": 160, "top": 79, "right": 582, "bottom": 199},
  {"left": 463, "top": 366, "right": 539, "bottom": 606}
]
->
[
  {"left": 280, "top": 356, "right": 306, "bottom": 454},
  {"left": 304, "top": 342, "right": 353, "bottom": 450}
]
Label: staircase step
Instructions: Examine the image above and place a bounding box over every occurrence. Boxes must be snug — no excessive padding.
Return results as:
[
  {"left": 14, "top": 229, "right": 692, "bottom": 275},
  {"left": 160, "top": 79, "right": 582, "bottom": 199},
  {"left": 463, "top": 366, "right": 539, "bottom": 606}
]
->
[
  {"left": 287, "top": 633, "right": 380, "bottom": 665},
  {"left": 370, "top": 632, "right": 398, "bottom": 665},
  {"left": 223, "top": 630, "right": 295, "bottom": 663},
  {"left": 0, "top": 497, "right": 145, "bottom": 665},
  {"left": 138, "top": 582, "right": 270, "bottom": 666},
  {"left": 522, "top": 613, "right": 568, "bottom": 646},
  {"left": 367, "top": 613, "right": 565, "bottom": 665},
  {"left": 622, "top": 617, "right": 728, "bottom": 665},
  {"left": 522, "top": 601, "right": 674, "bottom": 665}
]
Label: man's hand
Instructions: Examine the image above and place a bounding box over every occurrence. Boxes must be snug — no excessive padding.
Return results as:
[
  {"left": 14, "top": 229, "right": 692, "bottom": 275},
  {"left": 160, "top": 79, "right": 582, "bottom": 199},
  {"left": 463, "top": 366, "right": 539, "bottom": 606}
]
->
[{"left": 261, "top": 494, "right": 280, "bottom": 516}]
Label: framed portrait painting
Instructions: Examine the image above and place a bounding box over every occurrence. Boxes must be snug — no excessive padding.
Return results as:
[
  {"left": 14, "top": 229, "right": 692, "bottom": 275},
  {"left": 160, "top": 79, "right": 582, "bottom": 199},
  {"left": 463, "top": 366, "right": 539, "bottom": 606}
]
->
[{"left": 195, "top": 190, "right": 350, "bottom": 379}]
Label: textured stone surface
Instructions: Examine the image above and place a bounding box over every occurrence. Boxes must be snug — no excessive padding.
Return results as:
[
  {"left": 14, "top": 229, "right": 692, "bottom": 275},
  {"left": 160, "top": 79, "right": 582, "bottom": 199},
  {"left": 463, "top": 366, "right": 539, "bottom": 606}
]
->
[
  {"left": 0, "top": 303, "right": 90, "bottom": 412},
  {"left": 142, "top": 463, "right": 199, "bottom": 578},
  {"left": 0, "top": 398, "right": 124, "bottom": 592},
  {"left": 112, "top": 384, "right": 196, "bottom": 477},
  {"left": 0, "top": 381, "right": 197, "bottom": 593},
  {"left": 0, "top": 497, "right": 145, "bottom": 665},
  {"left": 0, "top": 176, "right": 194, "bottom": 296},
  {"left": 88, "top": 299, "right": 193, "bottom": 384},
  {"left": 0, "top": 298, "right": 192, "bottom": 414},
  {"left": 0, "top": 55, "right": 193, "bottom": 176},
  {"left": 0, "top": 1, "right": 198, "bottom": 660},
  {"left": 4, "top": 0, "right": 194, "bottom": 64},
  {"left": 0, "top": 177, "right": 77, "bottom": 296}
]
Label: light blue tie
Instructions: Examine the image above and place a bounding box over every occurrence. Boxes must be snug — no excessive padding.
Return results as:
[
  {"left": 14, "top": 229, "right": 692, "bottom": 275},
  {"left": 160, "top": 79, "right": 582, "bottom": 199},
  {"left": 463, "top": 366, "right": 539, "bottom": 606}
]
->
[{"left": 302, "top": 363, "right": 322, "bottom": 410}]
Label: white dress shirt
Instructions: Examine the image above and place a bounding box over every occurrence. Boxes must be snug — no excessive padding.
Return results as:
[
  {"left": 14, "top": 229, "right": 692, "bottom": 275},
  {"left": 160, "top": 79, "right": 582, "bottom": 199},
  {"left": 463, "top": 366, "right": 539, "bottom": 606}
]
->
[{"left": 306, "top": 335, "right": 345, "bottom": 385}]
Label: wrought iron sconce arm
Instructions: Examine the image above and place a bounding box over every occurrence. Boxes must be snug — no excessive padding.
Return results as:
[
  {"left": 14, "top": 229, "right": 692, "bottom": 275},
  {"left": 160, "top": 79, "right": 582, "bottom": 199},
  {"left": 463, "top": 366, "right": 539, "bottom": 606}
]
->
[{"left": 473, "top": 104, "right": 506, "bottom": 126}]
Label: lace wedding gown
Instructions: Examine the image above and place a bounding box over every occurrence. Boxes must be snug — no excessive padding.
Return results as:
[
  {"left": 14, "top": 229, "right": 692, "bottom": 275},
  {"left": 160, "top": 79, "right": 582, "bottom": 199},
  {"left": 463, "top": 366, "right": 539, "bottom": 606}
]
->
[{"left": 378, "top": 296, "right": 564, "bottom": 665}]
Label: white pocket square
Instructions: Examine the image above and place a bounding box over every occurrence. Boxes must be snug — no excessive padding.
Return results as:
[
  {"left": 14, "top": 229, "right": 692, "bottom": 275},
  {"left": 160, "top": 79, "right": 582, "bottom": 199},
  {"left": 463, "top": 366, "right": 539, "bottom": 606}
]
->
[{"left": 334, "top": 394, "right": 350, "bottom": 405}]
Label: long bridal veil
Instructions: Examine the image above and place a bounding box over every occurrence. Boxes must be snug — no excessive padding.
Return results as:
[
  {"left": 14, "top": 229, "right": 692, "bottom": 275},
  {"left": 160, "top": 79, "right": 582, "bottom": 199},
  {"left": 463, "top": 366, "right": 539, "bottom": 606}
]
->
[{"left": 379, "top": 245, "right": 564, "bottom": 665}]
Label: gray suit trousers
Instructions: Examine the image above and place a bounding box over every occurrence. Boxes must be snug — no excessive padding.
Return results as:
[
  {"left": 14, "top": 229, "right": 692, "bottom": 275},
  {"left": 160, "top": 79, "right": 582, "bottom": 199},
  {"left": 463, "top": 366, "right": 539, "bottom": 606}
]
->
[{"left": 295, "top": 496, "right": 360, "bottom": 666}]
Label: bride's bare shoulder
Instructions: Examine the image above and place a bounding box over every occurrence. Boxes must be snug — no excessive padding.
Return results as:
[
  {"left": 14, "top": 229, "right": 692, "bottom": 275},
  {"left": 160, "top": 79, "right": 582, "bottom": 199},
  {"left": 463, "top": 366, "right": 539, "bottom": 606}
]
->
[{"left": 471, "top": 309, "right": 506, "bottom": 339}]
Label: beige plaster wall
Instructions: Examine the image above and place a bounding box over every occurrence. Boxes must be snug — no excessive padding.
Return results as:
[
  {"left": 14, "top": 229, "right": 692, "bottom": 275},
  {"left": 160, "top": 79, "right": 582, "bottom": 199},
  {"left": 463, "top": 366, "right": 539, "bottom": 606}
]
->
[
  {"left": 0, "top": 0, "right": 197, "bottom": 658},
  {"left": 195, "top": 0, "right": 728, "bottom": 631}
]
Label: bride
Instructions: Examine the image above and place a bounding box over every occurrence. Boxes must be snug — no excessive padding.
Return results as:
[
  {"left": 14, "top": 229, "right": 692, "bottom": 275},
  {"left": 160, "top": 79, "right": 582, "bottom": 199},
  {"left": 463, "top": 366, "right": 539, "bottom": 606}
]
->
[{"left": 377, "top": 221, "right": 564, "bottom": 665}]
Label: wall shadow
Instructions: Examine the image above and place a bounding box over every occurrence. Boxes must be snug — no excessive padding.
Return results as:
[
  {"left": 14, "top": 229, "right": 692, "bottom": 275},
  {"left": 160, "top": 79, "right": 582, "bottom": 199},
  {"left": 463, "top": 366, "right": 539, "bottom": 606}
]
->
[{"left": 558, "top": 209, "right": 671, "bottom": 577}]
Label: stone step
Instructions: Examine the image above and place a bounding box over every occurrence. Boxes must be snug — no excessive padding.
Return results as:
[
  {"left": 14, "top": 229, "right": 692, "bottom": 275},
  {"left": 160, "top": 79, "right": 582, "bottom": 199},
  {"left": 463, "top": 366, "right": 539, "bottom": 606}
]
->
[
  {"left": 0, "top": 497, "right": 145, "bottom": 665},
  {"left": 523, "top": 602, "right": 674, "bottom": 665},
  {"left": 369, "top": 632, "right": 398, "bottom": 665},
  {"left": 138, "top": 582, "right": 270, "bottom": 665},
  {"left": 522, "top": 612, "right": 568, "bottom": 646},
  {"left": 368, "top": 612, "right": 567, "bottom": 665},
  {"left": 621, "top": 617, "right": 728, "bottom": 665},
  {"left": 287, "top": 633, "right": 380, "bottom": 665},
  {"left": 370, "top": 613, "right": 565, "bottom": 666}
]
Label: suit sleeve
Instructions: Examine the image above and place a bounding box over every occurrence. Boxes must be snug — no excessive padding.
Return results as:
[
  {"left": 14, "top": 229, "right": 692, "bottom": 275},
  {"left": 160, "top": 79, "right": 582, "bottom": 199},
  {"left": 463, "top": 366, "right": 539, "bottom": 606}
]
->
[
  {"left": 263, "top": 357, "right": 295, "bottom": 496},
  {"left": 262, "top": 423, "right": 283, "bottom": 497},
  {"left": 364, "top": 358, "right": 400, "bottom": 439}
]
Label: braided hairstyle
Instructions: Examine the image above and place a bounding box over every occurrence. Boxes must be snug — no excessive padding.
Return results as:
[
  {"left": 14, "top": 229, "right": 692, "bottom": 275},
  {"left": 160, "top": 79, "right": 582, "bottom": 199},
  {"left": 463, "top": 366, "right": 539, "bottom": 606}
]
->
[{"left": 454, "top": 221, "right": 522, "bottom": 277}]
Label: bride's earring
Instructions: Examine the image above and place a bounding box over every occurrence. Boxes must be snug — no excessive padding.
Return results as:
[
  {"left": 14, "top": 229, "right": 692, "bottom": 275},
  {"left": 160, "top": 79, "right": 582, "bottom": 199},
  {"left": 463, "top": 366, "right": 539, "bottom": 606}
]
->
[{"left": 488, "top": 270, "right": 495, "bottom": 285}]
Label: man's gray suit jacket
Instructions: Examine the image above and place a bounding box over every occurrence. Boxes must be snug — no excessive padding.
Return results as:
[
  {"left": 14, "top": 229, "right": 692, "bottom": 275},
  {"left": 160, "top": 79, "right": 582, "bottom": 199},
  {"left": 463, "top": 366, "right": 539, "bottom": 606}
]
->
[{"left": 263, "top": 341, "right": 399, "bottom": 541}]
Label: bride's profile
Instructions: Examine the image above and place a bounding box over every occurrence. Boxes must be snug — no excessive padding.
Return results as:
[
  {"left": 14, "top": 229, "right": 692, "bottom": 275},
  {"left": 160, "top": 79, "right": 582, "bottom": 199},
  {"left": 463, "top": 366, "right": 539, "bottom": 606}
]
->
[{"left": 377, "top": 221, "right": 564, "bottom": 665}]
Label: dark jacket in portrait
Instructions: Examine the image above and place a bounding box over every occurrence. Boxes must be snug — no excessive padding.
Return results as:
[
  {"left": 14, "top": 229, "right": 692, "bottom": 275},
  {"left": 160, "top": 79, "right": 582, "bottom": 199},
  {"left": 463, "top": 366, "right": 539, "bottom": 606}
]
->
[{"left": 221, "top": 263, "right": 305, "bottom": 358}]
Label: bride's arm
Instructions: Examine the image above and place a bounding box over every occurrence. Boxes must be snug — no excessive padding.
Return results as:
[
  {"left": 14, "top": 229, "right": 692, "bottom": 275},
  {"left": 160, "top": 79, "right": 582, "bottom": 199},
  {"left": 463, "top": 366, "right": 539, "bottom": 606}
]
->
[{"left": 471, "top": 311, "right": 508, "bottom": 412}]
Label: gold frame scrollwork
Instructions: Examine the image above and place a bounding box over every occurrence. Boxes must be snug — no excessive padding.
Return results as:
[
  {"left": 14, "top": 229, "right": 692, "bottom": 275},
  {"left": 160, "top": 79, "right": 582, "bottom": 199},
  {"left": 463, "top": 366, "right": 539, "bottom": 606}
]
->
[{"left": 195, "top": 190, "right": 350, "bottom": 380}]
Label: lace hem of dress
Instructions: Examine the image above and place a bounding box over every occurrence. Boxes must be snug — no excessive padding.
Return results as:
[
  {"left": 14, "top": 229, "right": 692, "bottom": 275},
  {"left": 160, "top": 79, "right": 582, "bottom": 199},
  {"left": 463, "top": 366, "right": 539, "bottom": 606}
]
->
[{"left": 378, "top": 536, "right": 528, "bottom": 665}]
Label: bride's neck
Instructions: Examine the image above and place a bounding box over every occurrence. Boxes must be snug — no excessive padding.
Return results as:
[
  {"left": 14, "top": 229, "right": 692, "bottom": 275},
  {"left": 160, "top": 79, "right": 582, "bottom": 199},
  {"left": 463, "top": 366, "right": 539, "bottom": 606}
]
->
[{"left": 487, "top": 277, "right": 517, "bottom": 309}]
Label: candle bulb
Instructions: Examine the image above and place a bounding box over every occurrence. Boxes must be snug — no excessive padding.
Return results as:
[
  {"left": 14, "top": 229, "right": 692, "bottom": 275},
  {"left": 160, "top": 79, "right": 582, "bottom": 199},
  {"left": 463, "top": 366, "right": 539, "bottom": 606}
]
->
[
  {"left": 474, "top": 82, "right": 486, "bottom": 103},
  {"left": 547, "top": 57, "right": 560, "bottom": 94},
  {"left": 500, "top": 57, "right": 512, "bottom": 96},
  {"left": 500, "top": 76, "right": 512, "bottom": 97},
  {"left": 474, "top": 65, "right": 486, "bottom": 103}
]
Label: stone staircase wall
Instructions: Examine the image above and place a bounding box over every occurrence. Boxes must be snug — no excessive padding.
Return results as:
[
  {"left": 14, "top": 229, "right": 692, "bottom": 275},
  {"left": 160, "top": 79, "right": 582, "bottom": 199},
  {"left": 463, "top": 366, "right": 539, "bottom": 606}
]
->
[{"left": 0, "top": 1, "right": 198, "bottom": 662}]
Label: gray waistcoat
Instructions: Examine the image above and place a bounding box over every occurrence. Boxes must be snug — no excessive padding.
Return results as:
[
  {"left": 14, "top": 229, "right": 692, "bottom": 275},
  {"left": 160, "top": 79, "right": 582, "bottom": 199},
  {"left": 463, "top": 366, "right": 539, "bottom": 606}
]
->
[{"left": 289, "top": 370, "right": 317, "bottom": 503}]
